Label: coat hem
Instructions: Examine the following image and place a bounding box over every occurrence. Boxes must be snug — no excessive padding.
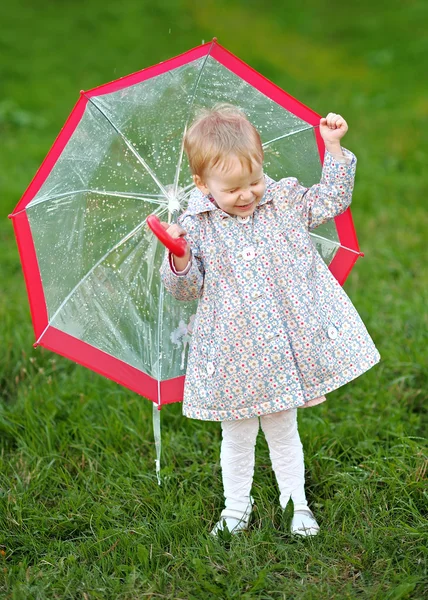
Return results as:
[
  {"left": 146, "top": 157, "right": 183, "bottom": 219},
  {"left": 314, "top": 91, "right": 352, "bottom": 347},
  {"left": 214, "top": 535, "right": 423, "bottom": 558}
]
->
[
  {"left": 182, "top": 397, "right": 308, "bottom": 421},
  {"left": 182, "top": 352, "right": 381, "bottom": 421}
]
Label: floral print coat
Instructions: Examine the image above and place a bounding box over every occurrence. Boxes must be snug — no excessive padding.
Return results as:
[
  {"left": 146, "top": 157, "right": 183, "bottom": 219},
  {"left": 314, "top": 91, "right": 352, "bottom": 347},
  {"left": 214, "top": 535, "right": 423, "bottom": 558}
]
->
[{"left": 160, "top": 149, "right": 381, "bottom": 421}]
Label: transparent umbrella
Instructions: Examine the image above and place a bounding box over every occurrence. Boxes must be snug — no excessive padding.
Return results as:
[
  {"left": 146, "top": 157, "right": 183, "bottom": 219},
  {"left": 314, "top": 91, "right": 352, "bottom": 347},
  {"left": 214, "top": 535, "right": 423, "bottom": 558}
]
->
[{"left": 10, "top": 39, "right": 363, "bottom": 480}]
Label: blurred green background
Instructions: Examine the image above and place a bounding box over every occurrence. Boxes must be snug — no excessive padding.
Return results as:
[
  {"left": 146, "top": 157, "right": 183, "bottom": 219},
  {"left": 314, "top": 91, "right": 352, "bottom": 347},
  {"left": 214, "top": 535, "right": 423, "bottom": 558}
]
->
[{"left": 1, "top": 0, "right": 427, "bottom": 598}]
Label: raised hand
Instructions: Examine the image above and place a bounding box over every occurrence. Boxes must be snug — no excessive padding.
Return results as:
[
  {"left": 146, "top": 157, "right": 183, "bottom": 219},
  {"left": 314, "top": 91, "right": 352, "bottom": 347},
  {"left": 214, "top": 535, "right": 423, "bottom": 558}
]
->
[{"left": 319, "top": 113, "right": 348, "bottom": 144}]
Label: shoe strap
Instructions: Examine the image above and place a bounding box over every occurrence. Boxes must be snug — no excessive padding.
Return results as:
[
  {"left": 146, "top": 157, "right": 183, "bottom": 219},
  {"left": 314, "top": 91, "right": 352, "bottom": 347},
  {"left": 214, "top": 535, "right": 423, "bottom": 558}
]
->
[
  {"left": 220, "top": 508, "right": 251, "bottom": 521},
  {"left": 221, "top": 497, "right": 253, "bottom": 521},
  {"left": 293, "top": 504, "right": 313, "bottom": 513}
]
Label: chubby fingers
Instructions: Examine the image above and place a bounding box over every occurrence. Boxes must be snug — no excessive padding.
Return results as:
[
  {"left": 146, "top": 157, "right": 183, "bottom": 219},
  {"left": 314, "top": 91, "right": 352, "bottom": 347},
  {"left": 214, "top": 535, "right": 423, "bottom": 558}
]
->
[
  {"left": 320, "top": 113, "right": 348, "bottom": 131},
  {"left": 160, "top": 221, "right": 187, "bottom": 238}
]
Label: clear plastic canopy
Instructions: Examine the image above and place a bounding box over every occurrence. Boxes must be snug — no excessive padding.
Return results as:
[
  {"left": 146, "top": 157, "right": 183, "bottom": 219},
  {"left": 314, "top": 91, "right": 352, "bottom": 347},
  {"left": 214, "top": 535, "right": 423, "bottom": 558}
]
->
[{"left": 19, "top": 44, "right": 344, "bottom": 403}]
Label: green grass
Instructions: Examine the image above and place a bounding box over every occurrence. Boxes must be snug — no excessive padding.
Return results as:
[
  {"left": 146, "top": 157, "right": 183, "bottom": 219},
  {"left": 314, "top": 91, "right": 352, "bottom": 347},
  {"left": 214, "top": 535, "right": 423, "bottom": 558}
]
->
[{"left": 1, "top": 0, "right": 427, "bottom": 597}]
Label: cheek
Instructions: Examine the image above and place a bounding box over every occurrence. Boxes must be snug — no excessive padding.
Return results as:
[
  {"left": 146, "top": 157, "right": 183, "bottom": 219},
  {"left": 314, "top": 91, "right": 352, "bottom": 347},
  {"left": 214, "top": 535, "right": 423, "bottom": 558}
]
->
[
  {"left": 256, "top": 185, "right": 266, "bottom": 197},
  {"left": 215, "top": 195, "right": 232, "bottom": 209}
]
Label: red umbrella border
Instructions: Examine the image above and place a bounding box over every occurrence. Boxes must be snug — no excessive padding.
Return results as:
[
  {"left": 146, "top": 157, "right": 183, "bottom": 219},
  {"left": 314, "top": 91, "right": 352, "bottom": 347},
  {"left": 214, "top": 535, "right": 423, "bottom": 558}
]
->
[{"left": 9, "top": 39, "right": 363, "bottom": 406}]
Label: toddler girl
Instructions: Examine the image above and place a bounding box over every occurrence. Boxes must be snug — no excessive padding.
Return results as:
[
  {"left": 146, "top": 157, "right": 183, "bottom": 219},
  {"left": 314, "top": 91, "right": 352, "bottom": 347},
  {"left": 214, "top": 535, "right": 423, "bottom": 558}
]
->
[{"left": 158, "top": 105, "right": 380, "bottom": 536}]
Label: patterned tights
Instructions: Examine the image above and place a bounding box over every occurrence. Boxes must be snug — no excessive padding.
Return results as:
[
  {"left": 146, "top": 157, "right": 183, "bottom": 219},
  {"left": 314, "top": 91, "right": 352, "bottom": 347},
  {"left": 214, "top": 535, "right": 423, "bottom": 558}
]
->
[{"left": 220, "top": 408, "right": 308, "bottom": 515}]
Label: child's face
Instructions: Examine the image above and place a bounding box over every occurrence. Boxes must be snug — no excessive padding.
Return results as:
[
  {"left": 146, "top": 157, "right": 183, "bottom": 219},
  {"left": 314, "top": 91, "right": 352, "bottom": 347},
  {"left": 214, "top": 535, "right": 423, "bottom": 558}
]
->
[{"left": 194, "top": 156, "right": 265, "bottom": 217}]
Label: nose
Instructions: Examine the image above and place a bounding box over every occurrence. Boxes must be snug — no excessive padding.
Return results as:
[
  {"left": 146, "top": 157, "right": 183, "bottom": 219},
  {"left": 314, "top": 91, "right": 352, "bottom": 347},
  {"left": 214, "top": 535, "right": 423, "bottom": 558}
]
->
[{"left": 240, "top": 188, "right": 252, "bottom": 201}]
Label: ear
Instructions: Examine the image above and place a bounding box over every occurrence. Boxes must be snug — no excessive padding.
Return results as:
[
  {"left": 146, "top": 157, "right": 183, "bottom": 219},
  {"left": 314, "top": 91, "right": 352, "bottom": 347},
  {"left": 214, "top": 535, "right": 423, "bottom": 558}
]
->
[{"left": 193, "top": 174, "right": 210, "bottom": 196}]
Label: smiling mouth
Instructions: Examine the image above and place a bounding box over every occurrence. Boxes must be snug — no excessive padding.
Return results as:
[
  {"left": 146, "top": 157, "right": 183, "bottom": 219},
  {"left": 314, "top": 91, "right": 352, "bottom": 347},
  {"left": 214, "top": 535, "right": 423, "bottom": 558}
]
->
[{"left": 236, "top": 201, "right": 254, "bottom": 209}]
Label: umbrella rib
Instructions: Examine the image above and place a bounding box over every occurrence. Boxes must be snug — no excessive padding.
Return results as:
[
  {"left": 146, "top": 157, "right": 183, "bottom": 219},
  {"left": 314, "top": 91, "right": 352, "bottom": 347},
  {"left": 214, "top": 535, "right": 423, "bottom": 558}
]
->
[
  {"left": 172, "top": 39, "right": 217, "bottom": 201},
  {"left": 262, "top": 125, "right": 314, "bottom": 148},
  {"left": 15, "top": 189, "right": 167, "bottom": 215},
  {"left": 85, "top": 95, "right": 170, "bottom": 199},
  {"left": 182, "top": 182, "right": 196, "bottom": 193},
  {"left": 309, "top": 232, "right": 361, "bottom": 255},
  {"left": 183, "top": 186, "right": 196, "bottom": 200},
  {"left": 35, "top": 204, "right": 167, "bottom": 346}
]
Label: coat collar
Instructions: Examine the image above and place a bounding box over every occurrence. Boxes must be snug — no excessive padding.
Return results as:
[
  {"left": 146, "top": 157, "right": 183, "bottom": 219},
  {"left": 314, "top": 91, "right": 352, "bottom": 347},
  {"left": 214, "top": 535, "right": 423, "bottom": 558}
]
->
[{"left": 183, "top": 174, "right": 276, "bottom": 218}]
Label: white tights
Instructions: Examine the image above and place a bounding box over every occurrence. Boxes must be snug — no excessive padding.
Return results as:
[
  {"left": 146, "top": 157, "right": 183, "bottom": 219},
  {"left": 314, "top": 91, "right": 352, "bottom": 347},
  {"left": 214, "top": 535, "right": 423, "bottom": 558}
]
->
[{"left": 220, "top": 408, "right": 308, "bottom": 515}]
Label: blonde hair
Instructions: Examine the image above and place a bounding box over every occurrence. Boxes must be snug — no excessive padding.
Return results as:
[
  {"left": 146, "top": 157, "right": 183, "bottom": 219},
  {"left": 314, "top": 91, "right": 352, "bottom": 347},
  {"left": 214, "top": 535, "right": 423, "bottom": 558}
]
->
[{"left": 184, "top": 103, "right": 264, "bottom": 178}]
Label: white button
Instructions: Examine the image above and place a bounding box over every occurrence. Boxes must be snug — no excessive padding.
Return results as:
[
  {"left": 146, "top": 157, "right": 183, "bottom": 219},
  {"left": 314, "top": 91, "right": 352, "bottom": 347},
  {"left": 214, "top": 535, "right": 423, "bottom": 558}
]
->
[
  {"left": 237, "top": 215, "right": 250, "bottom": 223},
  {"left": 242, "top": 246, "right": 256, "bottom": 261},
  {"left": 327, "top": 326, "right": 338, "bottom": 340},
  {"left": 206, "top": 362, "right": 215, "bottom": 375}
]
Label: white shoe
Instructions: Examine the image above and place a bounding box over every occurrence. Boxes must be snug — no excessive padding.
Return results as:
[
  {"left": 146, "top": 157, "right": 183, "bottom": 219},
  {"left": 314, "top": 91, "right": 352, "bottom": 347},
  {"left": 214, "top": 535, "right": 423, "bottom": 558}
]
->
[
  {"left": 210, "top": 502, "right": 252, "bottom": 536},
  {"left": 290, "top": 505, "right": 320, "bottom": 536}
]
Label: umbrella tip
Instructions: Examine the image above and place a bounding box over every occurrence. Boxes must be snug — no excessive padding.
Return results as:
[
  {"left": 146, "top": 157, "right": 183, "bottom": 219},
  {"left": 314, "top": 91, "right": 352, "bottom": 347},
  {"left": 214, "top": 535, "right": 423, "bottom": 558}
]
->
[
  {"left": 7, "top": 213, "right": 14, "bottom": 219},
  {"left": 80, "top": 90, "right": 86, "bottom": 95},
  {"left": 33, "top": 342, "right": 39, "bottom": 348},
  {"left": 212, "top": 37, "right": 218, "bottom": 43},
  {"left": 359, "top": 251, "right": 365, "bottom": 258}
]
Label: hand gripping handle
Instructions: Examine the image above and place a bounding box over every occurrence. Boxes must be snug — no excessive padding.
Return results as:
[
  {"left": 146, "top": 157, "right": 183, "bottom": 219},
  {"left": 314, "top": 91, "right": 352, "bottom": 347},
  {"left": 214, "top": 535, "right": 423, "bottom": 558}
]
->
[{"left": 146, "top": 214, "right": 188, "bottom": 258}]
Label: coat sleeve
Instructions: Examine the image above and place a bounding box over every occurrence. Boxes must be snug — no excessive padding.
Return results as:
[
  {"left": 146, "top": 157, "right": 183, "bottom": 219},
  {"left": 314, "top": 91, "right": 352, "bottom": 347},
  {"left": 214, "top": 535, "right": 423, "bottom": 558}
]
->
[
  {"left": 279, "top": 147, "right": 357, "bottom": 231},
  {"left": 159, "top": 213, "right": 205, "bottom": 301}
]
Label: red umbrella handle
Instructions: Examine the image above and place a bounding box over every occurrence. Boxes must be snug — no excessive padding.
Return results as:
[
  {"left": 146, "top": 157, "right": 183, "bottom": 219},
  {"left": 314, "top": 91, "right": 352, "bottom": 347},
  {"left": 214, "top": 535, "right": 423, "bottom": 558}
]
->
[{"left": 146, "top": 214, "right": 188, "bottom": 258}]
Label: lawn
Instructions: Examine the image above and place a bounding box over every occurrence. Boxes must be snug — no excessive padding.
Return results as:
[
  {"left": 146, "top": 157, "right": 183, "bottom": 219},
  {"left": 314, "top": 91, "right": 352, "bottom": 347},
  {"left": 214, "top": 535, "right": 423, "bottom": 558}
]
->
[{"left": 0, "top": 0, "right": 427, "bottom": 598}]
